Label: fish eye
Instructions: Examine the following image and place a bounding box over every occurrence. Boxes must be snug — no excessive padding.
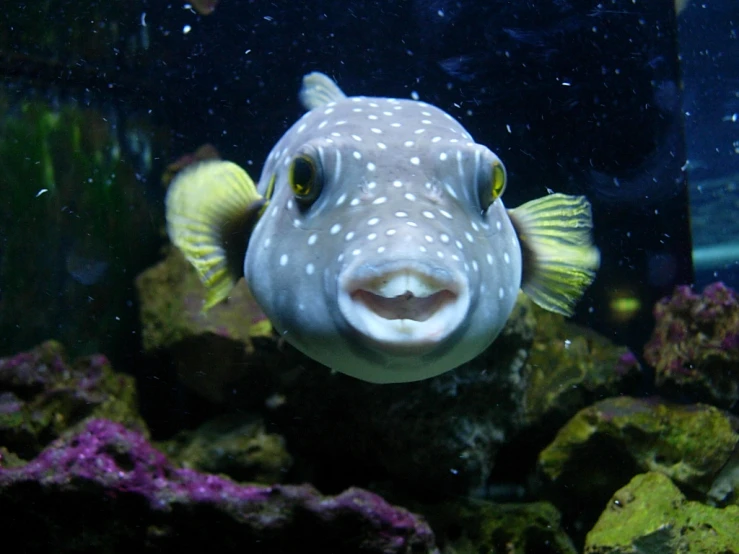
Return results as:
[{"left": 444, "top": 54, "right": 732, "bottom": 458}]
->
[
  {"left": 479, "top": 155, "right": 507, "bottom": 211},
  {"left": 491, "top": 160, "right": 507, "bottom": 201},
  {"left": 288, "top": 154, "right": 322, "bottom": 204}
]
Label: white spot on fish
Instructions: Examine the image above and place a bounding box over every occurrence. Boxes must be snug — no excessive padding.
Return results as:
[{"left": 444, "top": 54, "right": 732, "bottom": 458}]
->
[
  {"left": 287, "top": 199, "right": 294, "bottom": 210},
  {"left": 368, "top": 217, "right": 380, "bottom": 226},
  {"left": 455, "top": 240, "right": 464, "bottom": 249},
  {"left": 350, "top": 198, "right": 361, "bottom": 206},
  {"left": 324, "top": 108, "right": 334, "bottom": 115},
  {"left": 432, "top": 136, "right": 441, "bottom": 143},
  {"left": 306, "top": 263, "right": 315, "bottom": 275},
  {"left": 472, "top": 260, "right": 479, "bottom": 272},
  {"left": 439, "top": 152, "right": 448, "bottom": 161},
  {"left": 308, "top": 234, "right": 318, "bottom": 245},
  {"left": 280, "top": 254, "right": 289, "bottom": 266},
  {"left": 345, "top": 231, "right": 355, "bottom": 241},
  {"left": 371, "top": 128, "right": 382, "bottom": 134},
  {"left": 487, "top": 254, "right": 494, "bottom": 265},
  {"left": 419, "top": 246, "right": 427, "bottom": 253},
  {"left": 392, "top": 180, "right": 403, "bottom": 188},
  {"left": 414, "top": 128, "right": 425, "bottom": 134},
  {"left": 386, "top": 229, "right": 396, "bottom": 236},
  {"left": 395, "top": 211, "right": 408, "bottom": 218},
  {"left": 264, "top": 238, "right": 271, "bottom": 247},
  {"left": 465, "top": 232, "right": 475, "bottom": 243},
  {"left": 368, "top": 233, "right": 377, "bottom": 240},
  {"left": 330, "top": 224, "right": 342, "bottom": 235},
  {"left": 318, "top": 121, "right": 328, "bottom": 129},
  {"left": 410, "top": 157, "right": 420, "bottom": 165},
  {"left": 404, "top": 193, "right": 417, "bottom": 201},
  {"left": 440, "top": 234, "right": 450, "bottom": 243},
  {"left": 377, "top": 142, "right": 387, "bottom": 150},
  {"left": 499, "top": 287, "right": 505, "bottom": 299},
  {"left": 353, "top": 151, "right": 362, "bottom": 160},
  {"left": 422, "top": 211, "right": 435, "bottom": 219},
  {"left": 437, "top": 251, "right": 444, "bottom": 259},
  {"left": 367, "top": 181, "right": 377, "bottom": 189},
  {"left": 297, "top": 123, "right": 307, "bottom": 133},
  {"left": 352, "top": 249, "right": 361, "bottom": 256},
  {"left": 391, "top": 122, "right": 401, "bottom": 128},
  {"left": 372, "top": 196, "right": 387, "bottom": 205},
  {"left": 352, "top": 134, "right": 362, "bottom": 142},
  {"left": 406, "top": 221, "right": 418, "bottom": 227},
  {"left": 404, "top": 140, "right": 414, "bottom": 147},
  {"left": 439, "top": 209, "right": 453, "bottom": 219},
  {"left": 504, "top": 252, "right": 510, "bottom": 264},
  {"left": 353, "top": 107, "right": 363, "bottom": 112},
  {"left": 377, "top": 246, "right": 386, "bottom": 253},
  {"left": 336, "top": 193, "right": 347, "bottom": 206},
  {"left": 368, "top": 114, "right": 378, "bottom": 120},
  {"left": 496, "top": 221, "right": 502, "bottom": 231},
  {"left": 367, "top": 162, "right": 377, "bottom": 171},
  {"left": 424, "top": 235, "right": 434, "bottom": 243}
]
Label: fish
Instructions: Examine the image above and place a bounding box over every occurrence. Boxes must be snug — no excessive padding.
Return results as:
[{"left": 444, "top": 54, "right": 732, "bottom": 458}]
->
[{"left": 165, "top": 71, "right": 600, "bottom": 384}]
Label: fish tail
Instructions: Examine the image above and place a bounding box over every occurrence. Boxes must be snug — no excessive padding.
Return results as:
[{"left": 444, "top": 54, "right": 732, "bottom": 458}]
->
[
  {"left": 299, "top": 72, "right": 348, "bottom": 110},
  {"left": 508, "top": 193, "right": 600, "bottom": 316},
  {"left": 165, "top": 160, "right": 265, "bottom": 310}
]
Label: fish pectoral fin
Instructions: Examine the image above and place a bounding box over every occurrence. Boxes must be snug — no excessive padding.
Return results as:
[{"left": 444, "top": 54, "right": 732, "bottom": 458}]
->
[
  {"left": 165, "top": 160, "right": 265, "bottom": 310},
  {"left": 507, "top": 193, "right": 600, "bottom": 316},
  {"left": 299, "top": 71, "right": 348, "bottom": 111}
]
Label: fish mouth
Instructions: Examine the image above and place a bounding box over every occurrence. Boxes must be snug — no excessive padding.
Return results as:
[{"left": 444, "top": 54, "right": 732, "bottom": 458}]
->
[{"left": 338, "top": 264, "right": 470, "bottom": 352}]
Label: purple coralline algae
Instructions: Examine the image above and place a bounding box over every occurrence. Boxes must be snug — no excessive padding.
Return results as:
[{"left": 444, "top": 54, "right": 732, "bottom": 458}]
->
[
  {"left": 0, "top": 340, "right": 144, "bottom": 460},
  {"left": 644, "top": 282, "right": 739, "bottom": 409},
  {"left": 0, "top": 418, "right": 438, "bottom": 553}
]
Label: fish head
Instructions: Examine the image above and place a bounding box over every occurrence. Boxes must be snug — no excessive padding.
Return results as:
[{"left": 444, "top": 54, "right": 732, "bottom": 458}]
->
[{"left": 245, "top": 97, "right": 522, "bottom": 383}]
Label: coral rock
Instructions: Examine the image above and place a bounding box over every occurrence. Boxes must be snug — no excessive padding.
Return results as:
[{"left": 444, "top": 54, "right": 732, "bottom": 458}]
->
[
  {"left": 0, "top": 340, "right": 145, "bottom": 460},
  {"left": 644, "top": 281, "right": 739, "bottom": 409},
  {"left": 0, "top": 418, "right": 438, "bottom": 554},
  {"left": 585, "top": 472, "right": 739, "bottom": 554}
]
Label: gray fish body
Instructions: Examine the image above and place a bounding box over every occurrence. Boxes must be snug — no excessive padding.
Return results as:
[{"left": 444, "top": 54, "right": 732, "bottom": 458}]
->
[{"left": 245, "top": 95, "right": 522, "bottom": 383}]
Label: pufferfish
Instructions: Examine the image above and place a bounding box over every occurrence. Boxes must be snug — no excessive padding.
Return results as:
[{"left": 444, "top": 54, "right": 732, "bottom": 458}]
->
[{"left": 166, "top": 72, "right": 600, "bottom": 384}]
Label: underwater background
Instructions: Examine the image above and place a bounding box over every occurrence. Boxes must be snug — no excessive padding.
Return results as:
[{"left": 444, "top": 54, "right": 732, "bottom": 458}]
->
[{"left": 1, "top": 0, "right": 738, "bottom": 552}]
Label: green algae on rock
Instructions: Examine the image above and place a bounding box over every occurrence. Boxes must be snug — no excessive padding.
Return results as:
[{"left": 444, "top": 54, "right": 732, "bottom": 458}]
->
[
  {"left": 158, "top": 414, "right": 292, "bottom": 484},
  {"left": 585, "top": 472, "right": 739, "bottom": 554},
  {"left": 136, "top": 246, "right": 276, "bottom": 404},
  {"left": 522, "top": 304, "right": 642, "bottom": 432},
  {"left": 415, "top": 497, "right": 577, "bottom": 554},
  {"left": 0, "top": 340, "right": 146, "bottom": 461},
  {"left": 539, "top": 397, "right": 739, "bottom": 509}
]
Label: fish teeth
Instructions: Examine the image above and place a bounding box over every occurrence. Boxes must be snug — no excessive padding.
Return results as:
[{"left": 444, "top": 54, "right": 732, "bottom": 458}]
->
[{"left": 370, "top": 271, "right": 443, "bottom": 298}]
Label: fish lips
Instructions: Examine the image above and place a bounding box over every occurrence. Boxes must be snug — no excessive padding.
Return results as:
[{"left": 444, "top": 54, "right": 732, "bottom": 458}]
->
[{"left": 337, "top": 260, "right": 470, "bottom": 354}]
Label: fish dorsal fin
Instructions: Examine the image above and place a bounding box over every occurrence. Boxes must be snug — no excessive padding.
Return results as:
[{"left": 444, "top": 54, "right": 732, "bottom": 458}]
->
[
  {"left": 299, "top": 71, "right": 348, "bottom": 111},
  {"left": 165, "top": 160, "right": 265, "bottom": 310},
  {"left": 507, "top": 193, "right": 600, "bottom": 316}
]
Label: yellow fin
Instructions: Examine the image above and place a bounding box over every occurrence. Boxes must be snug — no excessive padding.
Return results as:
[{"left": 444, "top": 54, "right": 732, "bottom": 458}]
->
[
  {"left": 508, "top": 193, "right": 600, "bottom": 316},
  {"left": 299, "top": 72, "right": 347, "bottom": 111},
  {"left": 165, "top": 160, "right": 265, "bottom": 310}
]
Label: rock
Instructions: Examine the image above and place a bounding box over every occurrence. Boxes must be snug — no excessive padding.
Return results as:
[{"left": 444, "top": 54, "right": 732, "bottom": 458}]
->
[
  {"left": 158, "top": 414, "right": 292, "bottom": 484},
  {"left": 538, "top": 396, "right": 739, "bottom": 527},
  {"left": 0, "top": 418, "right": 439, "bottom": 554},
  {"left": 644, "top": 282, "right": 739, "bottom": 409},
  {"left": 584, "top": 472, "right": 739, "bottom": 554},
  {"left": 135, "top": 246, "right": 279, "bottom": 405},
  {"left": 0, "top": 340, "right": 146, "bottom": 460},
  {"left": 416, "top": 497, "right": 577, "bottom": 554},
  {"left": 522, "top": 305, "right": 643, "bottom": 432}
]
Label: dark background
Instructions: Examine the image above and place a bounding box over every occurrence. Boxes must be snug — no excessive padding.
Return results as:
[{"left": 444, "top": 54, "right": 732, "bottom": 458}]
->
[{"left": 1, "top": 0, "right": 699, "bottom": 357}]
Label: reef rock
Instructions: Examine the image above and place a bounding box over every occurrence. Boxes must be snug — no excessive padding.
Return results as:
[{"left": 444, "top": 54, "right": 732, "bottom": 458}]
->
[
  {"left": 539, "top": 396, "right": 739, "bottom": 526},
  {"left": 158, "top": 414, "right": 293, "bottom": 484},
  {"left": 416, "top": 497, "right": 577, "bottom": 554},
  {"left": 136, "top": 246, "right": 279, "bottom": 405},
  {"left": 0, "top": 340, "right": 145, "bottom": 461},
  {"left": 644, "top": 281, "right": 739, "bottom": 410},
  {"left": 585, "top": 472, "right": 739, "bottom": 554},
  {"left": 0, "top": 418, "right": 438, "bottom": 554}
]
